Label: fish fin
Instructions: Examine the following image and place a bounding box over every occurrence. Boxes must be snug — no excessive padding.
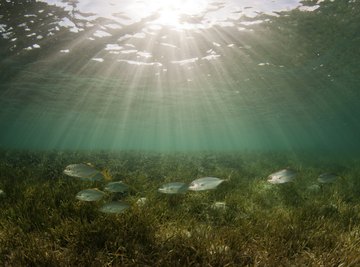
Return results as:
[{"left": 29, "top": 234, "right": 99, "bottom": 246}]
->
[{"left": 101, "top": 169, "right": 113, "bottom": 182}]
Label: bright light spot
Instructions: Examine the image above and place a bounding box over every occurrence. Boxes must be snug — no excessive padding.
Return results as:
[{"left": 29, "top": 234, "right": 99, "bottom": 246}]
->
[
  {"left": 117, "top": 59, "right": 162, "bottom": 66},
  {"left": 160, "top": 42, "right": 177, "bottom": 48},
  {"left": 137, "top": 51, "right": 152, "bottom": 58},
  {"left": 105, "top": 44, "right": 123, "bottom": 51},
  {"left": 120, "top": 50, "right": 137, "bottom": 54},
  {"left": 92, "top": 58, "right": 104, "bottom": 62},
  {"left": 202, "top": 54, "right": 220, "bottom": 61},
  {"left": 93, "top": 30, "right": 111, "bottom": 38},
  {"left": 133, "top": 0, "right": 207, "bottom": 29},
  {"left": 171, "top": 57, "right": 198, "bottom": 65}
]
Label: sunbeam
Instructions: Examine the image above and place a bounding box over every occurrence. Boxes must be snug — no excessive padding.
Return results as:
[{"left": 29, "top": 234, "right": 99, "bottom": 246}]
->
[{"left": 1, "top": 0, "right": 359, "bottom": 152}]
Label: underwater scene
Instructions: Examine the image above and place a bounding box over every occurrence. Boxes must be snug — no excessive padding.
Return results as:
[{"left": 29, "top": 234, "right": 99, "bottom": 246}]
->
[{"left": 0, "top": 0, "right": 360, "bottom": 266}]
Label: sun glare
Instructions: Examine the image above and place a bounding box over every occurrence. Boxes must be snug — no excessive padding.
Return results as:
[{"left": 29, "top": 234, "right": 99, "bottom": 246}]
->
[{"left": 140, "top": 0, "right": 207, "bottom": 28}]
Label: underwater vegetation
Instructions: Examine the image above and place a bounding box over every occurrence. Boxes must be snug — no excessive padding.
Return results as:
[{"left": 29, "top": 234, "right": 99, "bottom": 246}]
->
[{"left": 1, "top": 150, "right": 360, "bottom": 266}]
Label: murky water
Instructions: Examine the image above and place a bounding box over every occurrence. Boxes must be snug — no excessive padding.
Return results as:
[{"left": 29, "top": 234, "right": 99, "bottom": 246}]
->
[{"left": 0, "top": 0, "right": 359, "bottom": 153}]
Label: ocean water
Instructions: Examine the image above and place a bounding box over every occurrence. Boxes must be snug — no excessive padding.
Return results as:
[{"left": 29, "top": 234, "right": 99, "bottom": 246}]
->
[
  {"left": 0, "top": 0, "right": 359, "bottom": 154},
  {"left": 1, "top": 2, "right": 360, "bottom": 265}
]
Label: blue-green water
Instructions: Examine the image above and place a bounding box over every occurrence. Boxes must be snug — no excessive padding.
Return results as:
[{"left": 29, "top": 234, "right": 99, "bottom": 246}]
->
[{"left": 0, "top": 0, "right": 359, "bottom": 153}]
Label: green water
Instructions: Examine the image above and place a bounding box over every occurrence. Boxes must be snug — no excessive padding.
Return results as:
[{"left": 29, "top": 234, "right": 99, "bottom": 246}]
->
[{"left": 0, "top": 0, "right": 359, "bottom": 154}]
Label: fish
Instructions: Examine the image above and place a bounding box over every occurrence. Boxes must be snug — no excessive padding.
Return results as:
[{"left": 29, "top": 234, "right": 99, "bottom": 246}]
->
[
  {"left": 158, "top": 182, "right": 188, "bottom": 194},
  {"left": 318, "top": 173, "right": 338, "bottom": 183},
  {"left": 267, "top": 168, "right": 297, "bottom": 184},
  {"left": 99, "top": 201, "right": 130, "bottom": 214},
  {"left": 0, "top": 189, "right": 4, "bottom": 196},
  {"left": 188, "top": 177, "right": 225, "bottom": 191},
  {"left": 104, "top": 181, "right": 129, "bottom": 193},
  {"left": 63, "top": 163, "right": 104, "bottom": 181},
  {"left": 75, "top": 188, "right": 106, "bottom": 202}
]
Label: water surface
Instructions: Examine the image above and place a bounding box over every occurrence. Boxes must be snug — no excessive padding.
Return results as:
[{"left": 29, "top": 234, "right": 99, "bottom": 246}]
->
[{"left": 0, "top": 0, "right": 359, "bottom": 153}]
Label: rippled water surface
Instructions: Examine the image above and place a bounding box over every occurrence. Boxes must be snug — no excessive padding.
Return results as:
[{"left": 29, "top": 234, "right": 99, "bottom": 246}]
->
[{"left": 0, "top": 0, "right": 359, "bottom": 152}]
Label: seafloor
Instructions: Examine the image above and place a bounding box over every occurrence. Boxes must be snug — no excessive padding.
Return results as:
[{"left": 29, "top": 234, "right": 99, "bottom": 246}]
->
[{"left": 1, "top": 150, "right": 360, "bottom": 266}]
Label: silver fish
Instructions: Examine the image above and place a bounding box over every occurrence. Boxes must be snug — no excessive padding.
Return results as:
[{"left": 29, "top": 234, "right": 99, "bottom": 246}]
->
[
  {"left": 158, "top": 182, "right": 188, "bottom": 194},
  {"left": 318, "top": 173, "right": 338, "bottom": 184},
  {"left": 63, "top": 163, "right": 104, "bottom": 181},
  {"left": 99, "top": 201, "right": 130, "bottom": 214},
  {"left": 188, "top": 177, "right": 225, "bottom": 191},
  {"left": 104, "top": 181, "right": 129, "bottom": 193},
  {"left": 76, "top": 188, "right": 106, "bottom": 202},
  {"left": 0, "top": 189, "right": 4, "bottom": 197},
  {"left": 267, "top": 169, "right": 297, "bottom": 184}
]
